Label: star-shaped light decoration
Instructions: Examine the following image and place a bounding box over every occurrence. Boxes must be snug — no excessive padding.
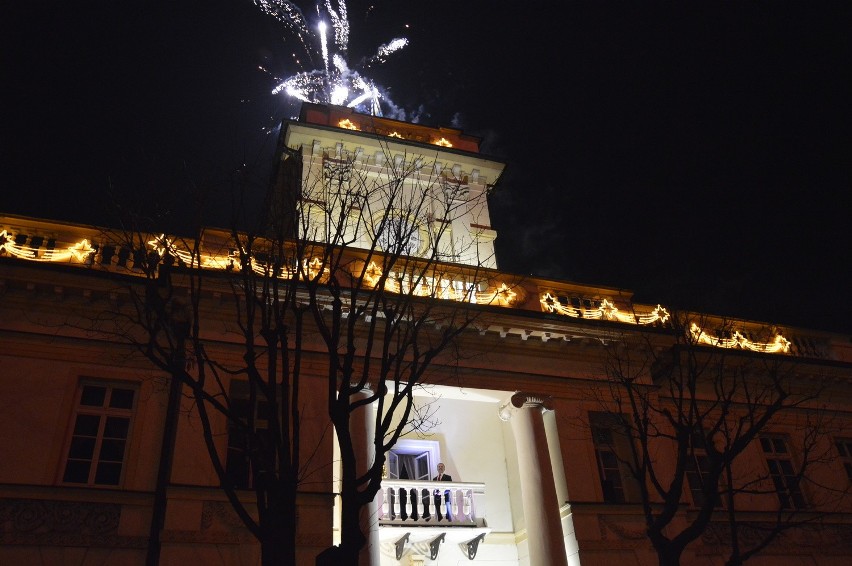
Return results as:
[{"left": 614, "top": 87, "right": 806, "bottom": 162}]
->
[
  {"left": 68, "top": 239, "right": 96, "bottom": 262},
  {"left": 361, "top": 261, "right": 383, "bottom": 288},
  {"left": 0, "top": 230, "right": 12, "bottom": 254},
  {"left": 481, "top": 283, "right": 518, "bottom": 307}
]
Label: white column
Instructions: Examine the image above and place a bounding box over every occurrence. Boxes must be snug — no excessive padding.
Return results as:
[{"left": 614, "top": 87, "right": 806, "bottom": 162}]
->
[
  {"left": 500, "top": 392, "right": 569, "bottom": 566},
  {"left": 350, "top": 386, "right": 380, "bottom": 566},
  {"left": 543, "top": 408, "right": 582, "bottom": 566}
]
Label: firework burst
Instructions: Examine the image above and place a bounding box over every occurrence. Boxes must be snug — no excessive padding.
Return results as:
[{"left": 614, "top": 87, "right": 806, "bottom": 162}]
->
[{"left": 255, "top": 1, "right": 408, "bottom": 117}]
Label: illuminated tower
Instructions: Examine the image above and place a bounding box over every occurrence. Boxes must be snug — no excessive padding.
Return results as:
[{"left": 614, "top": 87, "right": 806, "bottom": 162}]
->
[{"left": 277, "top": 103, "right": 505, "bottom": 269}]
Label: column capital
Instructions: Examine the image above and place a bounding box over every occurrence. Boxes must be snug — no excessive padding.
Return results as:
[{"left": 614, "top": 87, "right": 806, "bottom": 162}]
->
[{"left": 498, "top": 391, "right": 554, "bottom": 421}]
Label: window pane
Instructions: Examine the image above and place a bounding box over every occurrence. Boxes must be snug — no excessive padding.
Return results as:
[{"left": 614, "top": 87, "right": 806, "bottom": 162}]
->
[
  {"left": 68, "top": 437, "right": 96, "bottom": 459},
  {"left": 791, "top": 489, "right": 806, "bottom": 509},
  {"left": 256, "top": 400, "right": 272, "bottom": 420},
  {"left": 73, "top": 414, "right": 101, "bottom": 436},
  {"left": 593, "top": 427, "right": 613, "bottom": 444},
  {"left": 103, "top": 417, "right": 129, "bottom": 439},
  {"left": 94, "top": 462, "right": 122, "bottom": 485},
  {"left": 600, "top": 451, "right": 618, "bottom": 468},
  {"left": 773, "top": 438, "right": 787, "bottom": 453},
  {"left": 63, "top": 460, "right": 91, "bottom": 483},
  {"left": 80, "top": 386, "right": 107, "bottom": 407},
  {"left": 110, "top": 388, "right": 135, "bottom": 409},
  {"left": 99, "top": 439, "right": 126, "bottom": 462},
  {"left": 760, "top": 437, "right": 772, "bottom": 453}
]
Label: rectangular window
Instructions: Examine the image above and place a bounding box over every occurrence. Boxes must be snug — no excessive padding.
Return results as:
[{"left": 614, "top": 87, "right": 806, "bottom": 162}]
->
[
  {"left": 63, "top": 382, "right": 136, "bottom": 486},
  {"left": 685, "top": 434, "right": 720, "bottom": 508},
  {"left": 835, "top": 439, "right": 852, "bottom": 483},
  {"left": 225, "top": 380, "right": 273, "bottom": 489},
  {"left": 760, "top": 435, "right": 806, "bottom": 509},
  {"left": 593, "top": 425, "right": 626, "bottom": 503},
  {"left": 590, "top": 412, "right": 637, "bottom": 504}
]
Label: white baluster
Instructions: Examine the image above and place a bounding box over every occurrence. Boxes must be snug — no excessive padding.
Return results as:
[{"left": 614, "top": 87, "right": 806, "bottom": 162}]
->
[
  {"left": 382, "top": 486, "right": 389, "bottom": 518},
  {"left": 415, "top": 486, "right": 423, "bottom": 520}
]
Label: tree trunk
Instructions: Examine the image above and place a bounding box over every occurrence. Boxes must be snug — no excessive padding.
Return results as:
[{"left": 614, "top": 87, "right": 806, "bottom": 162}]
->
[
  {"left": 655, "top": 542, "right": 684, "bottom": 566},
  {"left": 259, "top": 498, "right": 298, "bottom": 566},
  {"left": 337, "top": 488, "right": 367, "bottom": 566}
]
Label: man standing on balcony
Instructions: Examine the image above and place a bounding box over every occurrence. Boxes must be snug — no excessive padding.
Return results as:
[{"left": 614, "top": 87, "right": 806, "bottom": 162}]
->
[{"left": 433, "top": 463, "right": 453, "bottom": 521}]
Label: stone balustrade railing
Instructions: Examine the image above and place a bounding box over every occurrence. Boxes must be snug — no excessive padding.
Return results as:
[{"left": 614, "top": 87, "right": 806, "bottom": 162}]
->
[{"left": 378, "top": 480, "right": 486, "bottom": 527}]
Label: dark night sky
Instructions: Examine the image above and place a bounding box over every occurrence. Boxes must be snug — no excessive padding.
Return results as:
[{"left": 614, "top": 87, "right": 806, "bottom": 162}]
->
[{"left": 3, "top": 1, "right": 851, "bottom": 333}]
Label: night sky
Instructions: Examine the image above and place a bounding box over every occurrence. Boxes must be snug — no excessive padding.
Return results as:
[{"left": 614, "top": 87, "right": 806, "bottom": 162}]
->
[{"left": 3, "top": 1, "right": 850, "bottom": 333}]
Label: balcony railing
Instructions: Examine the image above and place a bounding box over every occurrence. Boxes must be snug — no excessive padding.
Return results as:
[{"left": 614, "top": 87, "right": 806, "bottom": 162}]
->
[{"left": 378, "top": 480, "right": 486, "bottom": 527}]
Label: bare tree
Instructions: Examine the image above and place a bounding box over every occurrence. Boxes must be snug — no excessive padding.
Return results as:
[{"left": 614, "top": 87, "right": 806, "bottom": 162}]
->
[
  {"left": 279, "top": 139, "right": 499, "bottom": 564},
  {"left": 90, "top": 135, "right": 503, "bottom": 565},
  {"left": 593, "top": 311, "right": 841, "bottom": 566}
]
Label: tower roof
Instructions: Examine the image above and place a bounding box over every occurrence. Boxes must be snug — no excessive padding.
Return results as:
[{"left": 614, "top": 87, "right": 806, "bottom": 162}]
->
[{"left": 297, "top": 103, "right": 483, "bottom": 153}]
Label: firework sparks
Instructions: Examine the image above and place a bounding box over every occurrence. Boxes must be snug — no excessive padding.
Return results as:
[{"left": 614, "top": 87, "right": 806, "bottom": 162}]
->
[{"left": 254, "top": 0, "right": 408, "bottom": 117}]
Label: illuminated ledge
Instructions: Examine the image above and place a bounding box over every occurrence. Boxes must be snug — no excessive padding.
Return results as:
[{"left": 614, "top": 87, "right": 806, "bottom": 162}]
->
[
  {"left": 0, "top": 229, "right": 522, "bottom": 309},
  {"left": 0, "top": 225, "right": 796, "bottom": 353}
]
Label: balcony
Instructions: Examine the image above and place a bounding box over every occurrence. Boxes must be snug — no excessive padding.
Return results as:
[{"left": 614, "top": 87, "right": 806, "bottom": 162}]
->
[
  {"left": 378, "top": 480, "right": 490, "bottom": 560},
  {"left": 378, "top": 480, "right": 487, "bottom": 527}
]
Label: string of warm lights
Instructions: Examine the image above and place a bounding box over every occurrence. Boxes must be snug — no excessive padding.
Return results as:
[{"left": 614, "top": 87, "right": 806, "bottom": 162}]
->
[
  {"left": 690, "top": 323, "right": 791, "bottom": 353},
  {"left": 0, "top": 230, "right": 96, "bottom": 263},
  {"left": 539, "top": 292, "right": 790, "bottom": 354},
  {"left": 477, "top": 283, "right": 519, "bottom": 307},
  {"left": 540, "top": 293, "right": 669, "bottom": 325},
  {"left": 333, "top": 119, "right": 455, "bottom": 148}
]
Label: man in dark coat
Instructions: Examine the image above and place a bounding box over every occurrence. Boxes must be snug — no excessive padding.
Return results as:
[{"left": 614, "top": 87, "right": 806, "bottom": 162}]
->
[{"left": 433, "top": 462, "right": 453, "bottom": 521}]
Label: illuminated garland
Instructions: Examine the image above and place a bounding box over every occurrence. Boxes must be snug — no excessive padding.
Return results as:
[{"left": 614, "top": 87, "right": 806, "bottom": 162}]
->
[
  {"left": 540, "top": 294, "right": 669, "bottom": 326},
  {"left": 149, "top": 235, "right": 331, "bottom": 280},
  {"left": 478, "top": 283, "right": 519, "bottom": 307},
  {"left": 0, "top": 230, "right": 95, "bottom": 263},
  {"left": 690, "top": 323, "right": 791, "bottom": 354},
  {"left": 541, "top": 292, "right": 789, "bottom": 354}
]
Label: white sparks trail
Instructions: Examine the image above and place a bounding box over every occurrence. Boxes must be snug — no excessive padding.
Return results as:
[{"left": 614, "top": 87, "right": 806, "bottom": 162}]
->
[{"left": 254, "top": 1, "right": 409, "bottom": 117}]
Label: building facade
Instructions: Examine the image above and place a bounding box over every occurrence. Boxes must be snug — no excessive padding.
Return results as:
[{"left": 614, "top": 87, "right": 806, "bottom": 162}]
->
[{"left": 2, "top": 104, "right": 852, "bottom": 566}]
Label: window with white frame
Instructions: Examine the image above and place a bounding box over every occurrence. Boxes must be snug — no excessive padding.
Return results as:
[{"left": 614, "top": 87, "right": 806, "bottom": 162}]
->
[
  {"left": 388, "top": 439, "right": 440, "bottom": 480},
  {"left": 62, "top": 381, "right": 137, "bottom": 486},
  {"left": 760, "top": 435, "right": 806, "bottom": 509}
]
